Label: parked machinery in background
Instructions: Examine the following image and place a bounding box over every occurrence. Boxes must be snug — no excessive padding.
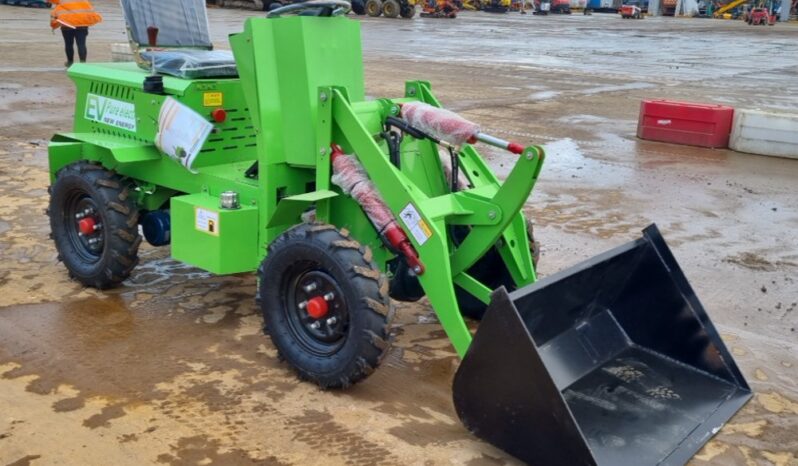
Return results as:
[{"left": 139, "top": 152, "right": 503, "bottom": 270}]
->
[
  {"left": 481, "top": 0, "right": 513, "bottom": 12},
  {"left": 460, "top": 0, "right": 530, "bottom": 12},
  {"left": 533, "top": 0, "right": 551, "bottom": 13},
  {"left": 360, "top": 0, "right": 418, "bottom": 17},
  {"left": 356, "top": 0, "right": 457, "bottom": 17},
  {"left": 587, "top": 0, "right": 622, "bottom": 11},
  {"left": 620, "top": 1, "right": 644, "bottom": 16},
  {"left": 0, "top": 0, "right": 49, "bottom": 7},
  {"left": 420, "top": 0, "right": 459, "bottom": 16},
  {"left": 661, "top": 0, "right": 677, "bottom": 14},
  {"left": 747, "top": 5, "right": 777, "bottom": 23},
  {"left": 712, "top": 0, "right": 749, "bottom": 17},
  {"left": 550, "top": 0, "right": 572, "bottom": 12},
  {"left": 532, "top": 0, "right": 572, "bottom": 13}
]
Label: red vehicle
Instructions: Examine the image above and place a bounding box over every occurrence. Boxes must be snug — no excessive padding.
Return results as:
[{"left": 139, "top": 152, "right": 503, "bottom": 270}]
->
[
  {"left": 747, "top": 7, "right": 775, "bottom": 25},
  {"left": 534, "top": 0, "right": 570, "bottom": 13},
  {"left": 551, "top": 0, "right": 571, "bottom": 12},
  {"left": 620, "top": 3, "right": 643, "bottom": 17}
]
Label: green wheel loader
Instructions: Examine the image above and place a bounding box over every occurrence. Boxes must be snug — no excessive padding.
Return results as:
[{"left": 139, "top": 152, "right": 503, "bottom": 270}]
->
[{"left": 48, "top": 0, "right": 752, "bottom": 463}]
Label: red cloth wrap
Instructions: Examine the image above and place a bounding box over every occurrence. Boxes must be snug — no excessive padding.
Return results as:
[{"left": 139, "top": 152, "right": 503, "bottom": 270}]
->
[
  {"left": 401, "top": 101, "right": 480, "bottom": 147},
  {"left": 331, "top": 154, "right": 395, "bottom": 231}
]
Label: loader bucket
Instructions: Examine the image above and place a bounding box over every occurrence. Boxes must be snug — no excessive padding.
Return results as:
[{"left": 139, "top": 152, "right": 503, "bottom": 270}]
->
[{"left": 453, "top": 224, "right": 751, "bottom": 466}]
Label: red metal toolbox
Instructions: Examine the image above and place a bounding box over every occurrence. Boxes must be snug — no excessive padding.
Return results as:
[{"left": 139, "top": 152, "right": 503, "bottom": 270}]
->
[{"left": 637, "top": 100, "right": 734, "bottom": 148}]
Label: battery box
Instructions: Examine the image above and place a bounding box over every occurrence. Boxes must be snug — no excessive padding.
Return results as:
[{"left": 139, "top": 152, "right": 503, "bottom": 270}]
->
[{"left": 170, "top": 193, "right": 259, "bottom": 274}]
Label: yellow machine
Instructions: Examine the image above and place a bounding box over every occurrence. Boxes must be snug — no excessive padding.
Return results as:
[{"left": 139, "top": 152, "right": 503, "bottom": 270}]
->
[
  {"left": 713, "top": 0, "right": 748, "bottom": 17},
  {"left": 480, "top": 0, "right": 513, "bottom": 12}
]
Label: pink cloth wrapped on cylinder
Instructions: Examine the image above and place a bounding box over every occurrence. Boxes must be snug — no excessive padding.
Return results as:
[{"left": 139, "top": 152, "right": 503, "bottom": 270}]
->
[
  {"left": 331, "top": 153, "right": 395, "bottom": 231},
  {"left": 401, "top": 101, "right": 480, "bottom": 147}
]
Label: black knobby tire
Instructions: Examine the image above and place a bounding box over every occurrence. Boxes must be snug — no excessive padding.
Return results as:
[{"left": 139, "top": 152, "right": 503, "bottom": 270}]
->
[
  {"left": 48, "top": 162, "right": 141, "bottom": 289},
  {"left": 351, "top": 0, "right": 366, "bottom": 14},
  {"left": 387, "top": 220, "right": 541, "bottom": 317},
  {"left": 366, "top": 0, "right": 383, "bottom": 16},
  {"left": 258, "top": 223, "right": 393, "bottom": 389},
  {"left": 383, "top": 0, "right": 400, "bottom": 17},
  {"left": 388, "top": 257, "right": 424, "bottom": 302},
  {"left": 455, "top": 220, "right": 541, "bottom": 320},
  {"left": 400, "top": 1, "right": 416, "bottom": 17},
  {"left": 262, "top": 0, "right": 283, "bottom": 10}
]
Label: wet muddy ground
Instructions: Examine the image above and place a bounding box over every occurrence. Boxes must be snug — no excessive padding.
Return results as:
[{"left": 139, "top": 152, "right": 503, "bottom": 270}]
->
[{"left": 1, "top": 1, "right": 797, "bottom": 465}]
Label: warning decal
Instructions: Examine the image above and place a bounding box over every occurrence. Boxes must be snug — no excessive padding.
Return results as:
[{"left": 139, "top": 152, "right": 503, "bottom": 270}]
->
[
  {"left": 203, "top": 92, "right": 223, "bottom": 107},
  {"left": 195, "top": 207, "right": 220, "bottom": 236},
  {"left": 399, "top": 203, "right": 432, "bottom": 246}
]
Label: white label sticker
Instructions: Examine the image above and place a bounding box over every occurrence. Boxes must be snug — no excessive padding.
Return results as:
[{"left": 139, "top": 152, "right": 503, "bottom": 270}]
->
[
  {"left": 195, "top": 207, "right": 219, "bottom": 236},
  {"left": 399, "top": 203, "right": 432, "bottom": 246},
  {"left": 85, "top": 93, "right": 137, "bottom": 132},
  {"left": 656, "top": 119, "right": 672, "bottom": 126}
]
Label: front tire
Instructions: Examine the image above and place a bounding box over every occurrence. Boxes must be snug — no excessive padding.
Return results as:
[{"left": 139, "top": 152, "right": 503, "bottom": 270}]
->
[
  {"left": 48, "top": 162, "right": 141, "bottom": 289},
  {"left": 258, "top": 223, "right": 393, "bottom": 389}
]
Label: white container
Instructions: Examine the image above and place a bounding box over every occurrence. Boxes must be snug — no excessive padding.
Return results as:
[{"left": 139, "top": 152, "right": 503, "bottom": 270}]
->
[{"left": 730, "top": 109, "right": 798, "bottom": 160}]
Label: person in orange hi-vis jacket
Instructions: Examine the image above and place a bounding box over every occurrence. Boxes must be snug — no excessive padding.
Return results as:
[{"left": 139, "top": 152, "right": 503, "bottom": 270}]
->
[{"left": 49, "top": 0, "right": 103, "bottom": 67}]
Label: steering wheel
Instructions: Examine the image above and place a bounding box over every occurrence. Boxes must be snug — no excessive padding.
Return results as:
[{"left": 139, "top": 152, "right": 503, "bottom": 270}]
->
[{"left": 267, "top": 0, "right": 352, "bottom": 17}]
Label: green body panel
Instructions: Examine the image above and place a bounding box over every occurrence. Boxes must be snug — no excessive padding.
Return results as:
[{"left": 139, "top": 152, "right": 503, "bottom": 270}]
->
[
  {"left": 228, "top": 17, "right": 376, "bottom": 260},
  {"left": 49, "top": 15, "right": 543, "bottom": 357},
  {"left": 171, "top": 194, "right": 259, "bottom": 274}
]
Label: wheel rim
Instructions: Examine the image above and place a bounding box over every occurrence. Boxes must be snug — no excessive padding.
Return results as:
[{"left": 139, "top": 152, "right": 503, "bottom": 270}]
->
[
  {"left": 63, "top": 190, "right": 105, "bottom": 264},
  {"left": 283, "top": 263, "right": 350, "bottom": 356},
  {"left": 385, "top": 2, "right": 396, "bottom": 15},
  {"left": 367, "top": 1, "right": 379, "bottom": 14}
]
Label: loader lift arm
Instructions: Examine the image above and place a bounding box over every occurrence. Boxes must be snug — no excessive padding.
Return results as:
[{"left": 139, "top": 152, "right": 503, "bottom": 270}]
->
[{"left": 329, "top": 83, "right": 543, "bottom": 357}]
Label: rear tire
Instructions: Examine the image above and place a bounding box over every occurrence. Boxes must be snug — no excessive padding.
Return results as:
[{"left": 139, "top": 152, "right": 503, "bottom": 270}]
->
[
  {"left": 455, "top": 220, "right": 540, "bottom": 320},
  {"left": 400, "top": 2, "right": 417, "bottom": 17},
  {"left": 351, "top": 0, "right": 366, "bottom": 14},
  {"left": 258, "top": 223, "right": 393, "bottom": 389},
  {"left": 383, "top": 0, "right": 401, "bottom": 17},
  {"left": 366, "top": 0, "right": 383, "bottom": 16},
  {"left": 262, "top": 0, "right": 283, "bottom": 10},
  {"left": 48, "top": 161, "right": 141, "bottom": 289}
]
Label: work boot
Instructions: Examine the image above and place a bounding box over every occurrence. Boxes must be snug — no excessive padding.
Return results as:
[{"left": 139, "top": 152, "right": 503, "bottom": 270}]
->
[{"left": 65, "top": 61, "right": 73, "bottom": 68}]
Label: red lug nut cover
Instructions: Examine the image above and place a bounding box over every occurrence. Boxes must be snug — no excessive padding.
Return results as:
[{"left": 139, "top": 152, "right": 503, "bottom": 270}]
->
[
  {"left": 78, "top": 217, "right": 96, "bottom": 235},
  {"left": 306, "top": 296, "right": 329, "bottom": 319}
]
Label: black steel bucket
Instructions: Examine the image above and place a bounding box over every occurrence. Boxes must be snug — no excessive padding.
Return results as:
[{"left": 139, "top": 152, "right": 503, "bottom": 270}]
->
[{"left": 453, "top": 224, "right": 751, "bottom": 466}]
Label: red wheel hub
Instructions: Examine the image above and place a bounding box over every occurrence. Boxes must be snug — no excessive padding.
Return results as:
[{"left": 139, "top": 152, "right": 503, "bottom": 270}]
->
[
  {"left": 306, "top": 296, "right": 329, "bottom": 319},
  {"left": 78, "top": 217, "right": 97, "bottom": 235}
]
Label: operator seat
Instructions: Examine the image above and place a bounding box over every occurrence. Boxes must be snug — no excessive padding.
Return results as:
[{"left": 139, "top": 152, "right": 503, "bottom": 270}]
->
[{"left": 121, "top": 0, "right": 238, "bottom": 79}]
